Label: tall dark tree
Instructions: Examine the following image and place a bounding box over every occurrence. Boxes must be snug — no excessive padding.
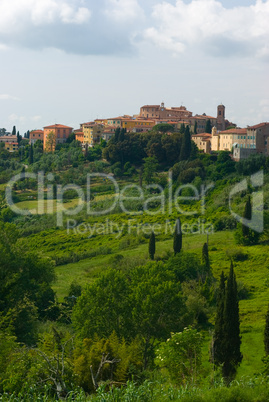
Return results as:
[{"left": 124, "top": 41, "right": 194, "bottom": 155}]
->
[
  {"left": 12, "top": 125, "right": 16, "bottom": 136},
  {"left": 29, "top": 144, "right": 34, "bottom": 164},
  {"left": 149, "top": 232, "right": 156, "bottom": 260},
  {"left": 202, "top": 242, "right": 210, "bottom": 272},
  {"left": 213, "top": 265, "right": 242, "bottom": 382},
  {"left": 264, "top": 304, "right": 269, "bottom": 356},
  {"left": 179, "top": 125, "right": 191, "bottom": 161},
  {"left": 119, "top": 128, "right": 126, "bottom": 142},
  {"left": 213, "top": 271, "right": 226, "bottom": 367},
  {"left": 173, "top": 218, "right": 182, "bottom": 255},
  {"left": 114, "top": 127, "right": 120, "bottom": 143},
  {"left": 17, "top": 131, "right": 22, "bottom": 144},
  {"left": 194, "top": 121, "right": 197, "bottom": 134},
  {"left": 222, "top": 263, "right": 242, "bottom": 382},
  {"left": 205, "top": 119, "right": 212, "bottom": 134}
]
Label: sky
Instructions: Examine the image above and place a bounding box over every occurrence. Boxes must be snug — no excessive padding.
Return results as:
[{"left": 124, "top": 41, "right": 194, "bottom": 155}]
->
[{"left": 0, "top": 0, "right": 268, "bottom": 135}]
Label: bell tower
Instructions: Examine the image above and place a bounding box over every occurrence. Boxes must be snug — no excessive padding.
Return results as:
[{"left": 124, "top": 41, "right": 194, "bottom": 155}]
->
[{"left": 217, "top": 104, "right": 225, "bottom": 131}]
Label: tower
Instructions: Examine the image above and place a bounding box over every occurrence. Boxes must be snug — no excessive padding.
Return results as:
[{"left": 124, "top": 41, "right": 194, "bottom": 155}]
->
[{"left": 217, "top": 104, "right": 225, "bottom": 131}]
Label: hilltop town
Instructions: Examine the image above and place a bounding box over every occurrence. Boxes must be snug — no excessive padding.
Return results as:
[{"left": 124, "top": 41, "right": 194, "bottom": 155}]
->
[{"left": 1, "top": 103, "right": 269, "bottom": 161}]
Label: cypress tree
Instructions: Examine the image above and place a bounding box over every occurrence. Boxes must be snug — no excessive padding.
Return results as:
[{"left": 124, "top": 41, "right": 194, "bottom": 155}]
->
[
  {"left": 205, "top": 119, "right": 212, "bottom": 134},
  {"left": 17, "top": 131, "right": 21, "bottom": 144},
  {"left": 114, "top": 127, "right": 120, "bottom": 143},
  {"left": 202, "top": 242, "right": 209, "bottom": 270},
  {"left": 194, "top": 121, "right": 197, "bottom": 134},
  {"left": 179, "top": 125, "right": 191, "bottom": 161},
  {"left": 29, "top": 144, "right": 34, "bottom": 164},
  {"left": 264, "top": 304, "right": 269, "bottom": 356},
  {"left": 119, "top": 128, "right": 126, "bottom": 142},
  {"left": 149, "top": 231, "right": 155, "bottom": 260},
  {"left": 173, "top": 218, "right": 182, "bottom": 255},
  {"left": 12, "top": 125, "right": 16, "bottom": 136},
  {"left": 201, "top": 242, "right": 211, "bottom": 279},
  {"left": 222, "top": 262, "right": 242, "bottom": 382},
  {"left": 213, "top": 271, "right": 226, "bottom": 367}
]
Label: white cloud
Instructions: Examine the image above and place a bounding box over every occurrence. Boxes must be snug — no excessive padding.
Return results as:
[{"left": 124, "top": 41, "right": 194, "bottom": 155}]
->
[
  {"left": 104, "top": 0, "right": 144, "bottom": 21},
  {"left": 144, "top": 0, "right": 269, "bottom": 59},
  {"left": 0, "top": 0, "right": 91, "bottom": 33},
  {"left": 0, "top": 94, "right": 20, "bottom": 100},
  {"left": 0, "top": 0, "right": 140, "bottom": 55}
]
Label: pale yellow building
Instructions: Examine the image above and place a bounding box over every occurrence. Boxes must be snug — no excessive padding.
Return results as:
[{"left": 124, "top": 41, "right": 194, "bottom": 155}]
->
[
  {"left": 192, "top": 133, "right": 211, "bottom": 153},
  {"left": 121, "top": 118, "right": 155, "bottom": 132},
  {"left": 0, "top": 135, "right": 19, "bottom": 152},
  {"left": 80, "top": 122, "right": 104, "bottom": 147},
  {"left": 219, "top": 128, "right": 248, "bottom": 151}
]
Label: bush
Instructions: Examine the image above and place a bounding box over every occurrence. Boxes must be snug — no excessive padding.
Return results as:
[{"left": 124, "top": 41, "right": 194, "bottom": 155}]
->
[{"left": 226, "top": 248, "right": 248, "bottom": 262}]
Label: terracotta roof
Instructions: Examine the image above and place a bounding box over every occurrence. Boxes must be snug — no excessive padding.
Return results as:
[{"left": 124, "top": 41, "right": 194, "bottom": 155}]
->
[
  {"left": 192, "top": 132, "right": 212, "bottom": 138},
  {"left": 105, "top": 125, "right": 116, "bottom": 129},
  {"left": 107, "top": 117, "right": 128, "bottom": 121},
  {"left": 44, "top": 124, "right": 73, "bottom": 129},
  {"left": 247, "top": 123, "right": 269, "bottom": 129},
  {"left": 81, "top": 121, "right": 96, "bottom": 126},
  {"left": 193, "top": 115, "right": 216, "bottom": 120},
  {"left": 30, "top": 130, "right": 44, "bottom": 133},
  {"left": 0, "top": 135, "right": 17, "bottom": 140},
  {"left": 219, "top": 128, "right": 247, "bottom": 135},
  {"left": 141, "top": 105, "right": 160, "bottom": 108}
]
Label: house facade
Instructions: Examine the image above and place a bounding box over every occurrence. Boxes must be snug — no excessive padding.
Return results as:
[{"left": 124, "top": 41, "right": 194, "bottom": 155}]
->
[
  {"left": 191, "top": 133, "right": 211, "bottom": 153},
  {"left": 140, "top": 103, "right": 192, "bottom": 120},
  {"left": 0, "top": 135, "right": 18, "bottom": 152},
  {"left": 29, "top": 130, "right": 44, "bottom": 144},
  {"left": 43, "top": 124, "right": 73, "bottom": 152},
  {"left": 80, "top": 122, "right": 104, "bottom": 147}
]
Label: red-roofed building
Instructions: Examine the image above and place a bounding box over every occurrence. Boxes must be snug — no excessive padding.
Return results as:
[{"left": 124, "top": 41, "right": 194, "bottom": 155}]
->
[
  {"left": 140, "top": 102, "right": 192, "bottom": 120},
  {"left": 43, "top": 124, "right": 73, "bottom": 152}
]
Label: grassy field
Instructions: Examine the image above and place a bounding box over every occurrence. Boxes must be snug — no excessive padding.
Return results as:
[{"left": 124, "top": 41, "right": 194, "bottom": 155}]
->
[{"left": 14, "top": 198, "right": 84, "bottom": 214}]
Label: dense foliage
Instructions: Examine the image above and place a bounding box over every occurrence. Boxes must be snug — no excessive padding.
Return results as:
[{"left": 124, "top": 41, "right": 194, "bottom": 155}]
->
[{"left": 0, "top": 125, "right": 268, "bottom": 399}]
